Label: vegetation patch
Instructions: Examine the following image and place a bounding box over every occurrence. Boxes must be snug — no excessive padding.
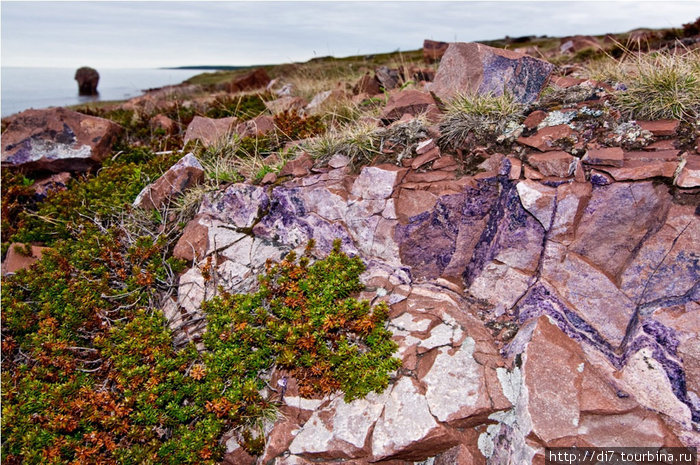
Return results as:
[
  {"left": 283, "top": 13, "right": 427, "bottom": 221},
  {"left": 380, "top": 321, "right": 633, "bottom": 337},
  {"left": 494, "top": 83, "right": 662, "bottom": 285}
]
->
[
  {"left": 613, "top": 49, "right": 700, "bottom": 121},
  {"left": 438, "top": 92, "right": 525, "bottom": 148}
]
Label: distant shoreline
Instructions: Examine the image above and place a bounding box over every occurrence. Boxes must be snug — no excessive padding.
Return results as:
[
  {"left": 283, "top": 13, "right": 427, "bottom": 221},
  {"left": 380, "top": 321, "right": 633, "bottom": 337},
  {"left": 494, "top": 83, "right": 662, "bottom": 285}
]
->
[{"left": 161, "top": 65, "right": 255, "bottom": 71}]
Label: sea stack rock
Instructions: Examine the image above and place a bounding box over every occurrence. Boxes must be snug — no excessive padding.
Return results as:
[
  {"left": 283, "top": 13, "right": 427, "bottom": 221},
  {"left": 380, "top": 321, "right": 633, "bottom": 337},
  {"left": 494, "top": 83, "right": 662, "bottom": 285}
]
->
[{"left": 74, "top": 66, "right": 100, "bottom": 95}]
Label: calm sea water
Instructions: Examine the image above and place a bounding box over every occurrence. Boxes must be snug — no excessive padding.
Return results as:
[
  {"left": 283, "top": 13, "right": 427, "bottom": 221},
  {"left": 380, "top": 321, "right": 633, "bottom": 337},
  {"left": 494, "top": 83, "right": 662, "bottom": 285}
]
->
[{"left": 1, "top": 67, "right": 203, "bottom": 117}]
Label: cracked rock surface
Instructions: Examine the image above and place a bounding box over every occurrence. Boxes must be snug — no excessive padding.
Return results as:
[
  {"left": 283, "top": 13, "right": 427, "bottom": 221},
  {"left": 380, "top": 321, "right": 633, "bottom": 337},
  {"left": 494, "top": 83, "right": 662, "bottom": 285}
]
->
[{"left": 169, "top": 155, "right": 699, "bottom": 463}]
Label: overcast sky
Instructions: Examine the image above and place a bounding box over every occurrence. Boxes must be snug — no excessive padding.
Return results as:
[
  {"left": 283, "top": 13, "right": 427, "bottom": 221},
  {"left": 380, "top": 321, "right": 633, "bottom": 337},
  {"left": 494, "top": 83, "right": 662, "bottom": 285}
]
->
[{"left": 2, "top": 1, "right": 699, "bottom": 69}]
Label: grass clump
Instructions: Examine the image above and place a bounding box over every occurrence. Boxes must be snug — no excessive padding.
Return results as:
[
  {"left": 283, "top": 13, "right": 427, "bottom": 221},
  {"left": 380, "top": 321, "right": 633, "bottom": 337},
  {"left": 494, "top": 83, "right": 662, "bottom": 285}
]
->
[
  {"left": 612, "top": 49, "right": 700, "bottom": 121},
  {"left": 438, "top": 92, "right": 525, "bottom": 148},
  {"left": 204, "top": 93, "right": 269, "bottom": 120},
  {"left": 302, "top": 120, "right": 381, "bottom": 166}
]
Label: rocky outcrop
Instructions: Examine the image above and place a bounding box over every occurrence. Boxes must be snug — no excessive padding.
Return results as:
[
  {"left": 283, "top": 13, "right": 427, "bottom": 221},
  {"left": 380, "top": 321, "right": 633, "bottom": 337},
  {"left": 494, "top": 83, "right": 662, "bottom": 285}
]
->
[
  {"left": 429, "top": 42, "right": 555, "bottom": 103},
  {"left": 168, "top": 143, "right": 699, "bottom": 463},
  {"left": 74, "top": 66, "right": 99, "bottom": 95},
  {"left": 1, "top": 108, "right": 123, "bottom": 173}
]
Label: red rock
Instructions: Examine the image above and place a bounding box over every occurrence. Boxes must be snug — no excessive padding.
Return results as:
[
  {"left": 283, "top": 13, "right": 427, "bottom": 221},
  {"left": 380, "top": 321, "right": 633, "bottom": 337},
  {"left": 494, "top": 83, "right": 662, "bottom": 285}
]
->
[
  {"left": 133, "top": 153, "right": 204, "bottom": 210},
  {"left": 644, "top": 139, "right": 677, "bottom": 151},
  {"left": 506, "top": 156, "right": 522, "bottom": 180},
  {"left": 381, "top": 90, "right": 437, "bottom": 123},
  {"left": 516, "top": 179, "right": 557, "bottom": 229},
  {"left": 149, "top": 114, "right": 178, "bottom": 134},
  {"left": 675, "top": 154, "right": 700, "bottom": 188},
  {"left": 396, "top": 189, "right": 438, "bottom": 222},
  {"left": 433, "top": 155, "right": 458, "bottom": 170},
  {"left": 183, "top": 115, "right": 237, "bottom": 147},
  {"left": 549, "top": 182, "right": 592, "bottom": 244},
  {"left": 265, "top": 96, "right": 307, "bottom": 114},
  {"left": 2, "top": 243, "right": 49, "bottom": 275},
  {"left": 516, "top": 125, "right": 577, "bottom": 151},
  {"left": 411, "top": 147, "right": 440, "bottom": 170},
  {"left": 523, "top": 110, "right": 547, "bottom": 129},
  {"left": 637, "top": 119, "right": 680, "bottom": 137},
  {"left": 523, "top": 317, "right": 587, "bottom": 442},
  {"left": 597, "top": 160, "right": 677, "bottom": 181},
  {"left": 550, "top": 75, "right": 586, "bottom": 88},
  {"left": 524, "top": 165, "right": 544, "bottom": 180},
  {"left": 173, "top": 215, "right": 210, "bottom": 262},
  {"left": 590, "top": 169, "right": 613, "bottom": 185},
  {"left": 234, "top": 115, "right": 275, "bottom": 138},
  {"left": 415, "top": 138, "right": 436, "bottom": 155},
  {"left": 429, "top": 42, "right": 555, "bottom": 103},
  {"left": 624, "top": 149, "right": 679, "bottom": 162},
  {"left": 581, "top": 147, "right": 624, "bottom": 167},
  {"left": 224, "top": 68, "right": 270, "bottom": 93},
  {"left": 423, "top": 39, "right": 449, "bottom": 63},
  {"left": 570, "top": 181, "right": 671, "bottom": 278},
  {"left": 527, "top": 151, "right": 575, "bottom": 177},
  {"left": 261, "top": 172, "right": 277, "bottom": 185},
  {"left": 404, "top": 170, "right": 456, "bottom": 183},
  {"left": 573, "top": 159, "right": 586, "bottom": 182},
  {"left": 353, "top": 72, "right": 381, "bottom": 95},
  {"left": 1, "top": 108, "right": 123, "bottom": 173},
  {"left": 32, "top": 172, "right": 72, "bottom": 198},
  {"left": 279, "top": 152, "right": 314, "bottom": 177}
]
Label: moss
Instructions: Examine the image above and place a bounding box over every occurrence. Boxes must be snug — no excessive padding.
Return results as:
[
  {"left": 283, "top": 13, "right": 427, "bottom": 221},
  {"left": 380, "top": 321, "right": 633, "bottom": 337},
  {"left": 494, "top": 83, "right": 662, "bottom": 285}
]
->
[{"left": 204, "top": 93, "right": 269, "bottom": 120}]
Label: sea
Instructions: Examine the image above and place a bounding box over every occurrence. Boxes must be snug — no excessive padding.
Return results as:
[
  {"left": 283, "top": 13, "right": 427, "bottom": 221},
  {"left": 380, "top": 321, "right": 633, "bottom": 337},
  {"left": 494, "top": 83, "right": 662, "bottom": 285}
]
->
[{"left": 1, "top": 67, "right": 204, "bottom": 118}]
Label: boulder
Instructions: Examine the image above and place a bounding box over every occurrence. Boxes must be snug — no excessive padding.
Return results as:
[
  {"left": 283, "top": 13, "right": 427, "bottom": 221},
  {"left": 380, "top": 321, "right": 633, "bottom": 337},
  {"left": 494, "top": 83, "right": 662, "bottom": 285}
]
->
[
  {"left": 423, "top": 39, "right": 450, "bottom": 63},
  {"left": 429, "top": 42, "right": 555, "bottom": 103},
  {"left": 183, "top": 116, "right": 237, "bottom": 147},
  {"left": 224, "top": 68, "right": 270, "bottom": 93},
  {"left": 149, "top": 114, "right": 178, "bottom": 135},
  {"left": 133, "top": 153, "right": 204, "bottom": 210},
  {"left": 381, "top": 90, "right": 438, "bottom": 123},
  {"left": 1, "top": 108, "right": 122, "bottom": 173},
  {"left": 74, "top": 66, "right": 99, "bottom": 95}
]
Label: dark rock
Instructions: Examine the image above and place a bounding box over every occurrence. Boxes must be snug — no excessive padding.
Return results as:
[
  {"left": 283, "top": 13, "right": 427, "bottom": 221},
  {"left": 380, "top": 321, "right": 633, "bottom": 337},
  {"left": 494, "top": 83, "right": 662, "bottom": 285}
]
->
[
  {"left": 375, "top": 66, "right": 402, "bottom": 91},
  {"left": 381, "top": 90, "right": 437, "bottom": 123},
  {"left": 74, "top": 66, "right": 99, "bottom": 95}
]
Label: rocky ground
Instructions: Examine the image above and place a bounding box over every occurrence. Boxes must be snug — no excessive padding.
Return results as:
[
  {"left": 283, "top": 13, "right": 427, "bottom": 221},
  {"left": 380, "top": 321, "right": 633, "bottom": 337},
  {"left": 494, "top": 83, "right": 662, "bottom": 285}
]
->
[{"left": 2, "top": 22, "right": 700, "bottom": 465}]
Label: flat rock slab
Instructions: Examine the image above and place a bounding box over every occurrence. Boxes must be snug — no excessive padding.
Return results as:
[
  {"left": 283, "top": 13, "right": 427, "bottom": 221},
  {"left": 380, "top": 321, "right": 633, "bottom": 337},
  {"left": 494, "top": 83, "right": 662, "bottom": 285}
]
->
[
  {"left": 2, "top": 107, "right": 122, "bottom": 173},
  {"left": 429, "top": 42, "right": 554, "bottom": 104},
  {"left": 527, "top": 151, "right": 575, "bottom": 177}
]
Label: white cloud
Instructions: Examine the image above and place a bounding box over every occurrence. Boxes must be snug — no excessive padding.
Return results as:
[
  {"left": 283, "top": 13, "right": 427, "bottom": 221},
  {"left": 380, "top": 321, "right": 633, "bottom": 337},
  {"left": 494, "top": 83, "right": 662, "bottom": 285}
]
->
[{"left": 1, "top": 1, "right": 698, "bottom": 68}]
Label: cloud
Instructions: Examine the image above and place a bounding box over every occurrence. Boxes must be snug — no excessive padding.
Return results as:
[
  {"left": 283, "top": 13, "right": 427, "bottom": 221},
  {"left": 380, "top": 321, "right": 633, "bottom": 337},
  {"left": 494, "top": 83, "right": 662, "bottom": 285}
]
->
[{"left": 2, "top": 1, "right": 698, "bottom": 68}]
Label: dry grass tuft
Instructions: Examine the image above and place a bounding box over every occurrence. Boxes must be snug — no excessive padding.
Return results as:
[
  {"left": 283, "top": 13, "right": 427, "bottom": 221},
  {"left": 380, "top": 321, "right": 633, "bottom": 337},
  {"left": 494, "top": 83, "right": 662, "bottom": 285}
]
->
[{"left": 438, "top": 92, "right": 525, "bottom": 148}]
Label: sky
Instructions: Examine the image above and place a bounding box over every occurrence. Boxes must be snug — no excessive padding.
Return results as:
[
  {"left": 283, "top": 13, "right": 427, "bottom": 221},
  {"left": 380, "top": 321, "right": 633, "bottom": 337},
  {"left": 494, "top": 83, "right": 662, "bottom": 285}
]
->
[{"left": 1, "top": 1, "right": 699, "bottom": 69}]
